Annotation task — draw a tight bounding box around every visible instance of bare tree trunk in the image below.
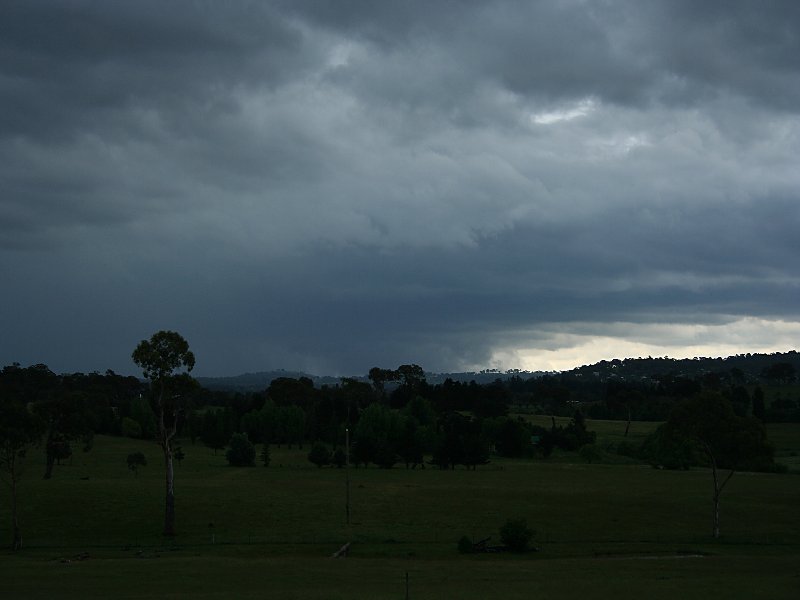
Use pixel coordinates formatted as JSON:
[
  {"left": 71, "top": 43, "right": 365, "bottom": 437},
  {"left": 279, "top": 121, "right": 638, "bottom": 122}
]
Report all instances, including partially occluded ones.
[
  {"left": 624, "top": 406, "right": 631, "bottom": 437},
  {"left": 43, "top": 448, "right": 55, "bottom": 480},
  {"left": 163, "top": 443, "right": 175, "bottom": 536},
  {"left": 11, "top": 458, "right": 22, "bottom": 551},
  {"left": 158, "top": 379, "right": 177, "bottom": 537},
  {"left": 709, "top": 455, "right": 735, "bottom": 540}
]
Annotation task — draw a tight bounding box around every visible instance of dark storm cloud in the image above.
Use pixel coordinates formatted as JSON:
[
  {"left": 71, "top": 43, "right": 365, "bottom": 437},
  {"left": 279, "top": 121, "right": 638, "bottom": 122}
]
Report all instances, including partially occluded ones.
[
  {"left": 1, "top": 1, "right": 798, "bottom": 375},
  {"left": 287, "top": 0, "right": 800, "bottom": 109}
]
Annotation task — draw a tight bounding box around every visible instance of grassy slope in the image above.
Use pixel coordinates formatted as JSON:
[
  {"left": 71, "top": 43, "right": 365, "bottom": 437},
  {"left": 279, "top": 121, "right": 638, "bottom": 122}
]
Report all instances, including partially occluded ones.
[{"left": 2, "top": 425, "right": 799, "bottom": 599}]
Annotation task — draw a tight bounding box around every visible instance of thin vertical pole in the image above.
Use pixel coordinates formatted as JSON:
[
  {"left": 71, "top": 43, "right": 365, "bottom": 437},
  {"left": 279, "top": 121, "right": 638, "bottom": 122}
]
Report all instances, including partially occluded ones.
[{"left": 345, "top": 426, "right": 351, "bottom": 525}]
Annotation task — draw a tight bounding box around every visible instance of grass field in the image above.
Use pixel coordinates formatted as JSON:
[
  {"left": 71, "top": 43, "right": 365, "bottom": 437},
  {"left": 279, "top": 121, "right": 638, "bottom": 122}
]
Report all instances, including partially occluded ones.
[{"left": 2, "top": 422, "right": 799, "bottom": 599}]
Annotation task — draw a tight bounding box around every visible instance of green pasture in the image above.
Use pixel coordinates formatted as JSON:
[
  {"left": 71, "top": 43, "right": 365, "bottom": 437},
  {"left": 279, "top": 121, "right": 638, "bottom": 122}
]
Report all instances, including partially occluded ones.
[
  {"left": 2, "top": 429, "right": 799, "bottom": 599},
  {"left": 520, "top": 414, "right": 800, "bottom": 471}
]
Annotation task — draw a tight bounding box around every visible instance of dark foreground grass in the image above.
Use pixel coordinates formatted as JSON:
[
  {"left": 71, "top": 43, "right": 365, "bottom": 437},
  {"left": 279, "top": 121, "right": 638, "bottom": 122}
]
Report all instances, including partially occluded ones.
[
  {"left": 4, "top": 552, "right": 800, "bottom": 600},
  {"left": 2, "top": 431, "right": 799, "bottom": 599}
]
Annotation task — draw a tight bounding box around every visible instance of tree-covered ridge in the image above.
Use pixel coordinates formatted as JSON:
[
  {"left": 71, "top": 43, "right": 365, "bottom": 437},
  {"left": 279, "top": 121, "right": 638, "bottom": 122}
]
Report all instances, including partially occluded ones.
[{"left": 565, "top": 350, "right": 800, "bottom": 382}]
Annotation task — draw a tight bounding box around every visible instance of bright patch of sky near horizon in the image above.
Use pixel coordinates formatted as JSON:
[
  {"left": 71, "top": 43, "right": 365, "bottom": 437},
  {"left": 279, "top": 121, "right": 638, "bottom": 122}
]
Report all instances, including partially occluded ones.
[{"left": 482, "top": 318, "right": 800, "bottom": 374}]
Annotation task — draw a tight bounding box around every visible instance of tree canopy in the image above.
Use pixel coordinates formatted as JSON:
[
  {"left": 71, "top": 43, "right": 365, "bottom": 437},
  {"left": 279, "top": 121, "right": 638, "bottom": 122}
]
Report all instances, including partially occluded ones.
[{"left": 665, "top": 391, "right": 775, "bottom": 538}]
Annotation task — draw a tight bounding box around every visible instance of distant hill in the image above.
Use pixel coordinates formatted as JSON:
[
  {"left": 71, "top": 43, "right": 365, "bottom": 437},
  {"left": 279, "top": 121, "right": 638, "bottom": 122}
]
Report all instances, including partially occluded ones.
[
  {"left": 196, "top": 370, "right": 343, "bottom": 391},
  {"left": 195, "top": 351, "right": 798, "bottom": 391},
  {"left": 196, "top": 368, "right": 545, "bottom": 392},
  {"left": 563, "top": 350, "right": 800, "bottom": 383}
]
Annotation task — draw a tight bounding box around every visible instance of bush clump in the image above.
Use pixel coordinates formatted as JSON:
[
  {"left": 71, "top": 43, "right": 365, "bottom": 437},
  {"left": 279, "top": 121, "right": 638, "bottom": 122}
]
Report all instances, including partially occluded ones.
[
  {"left": 126, "top": 452, "right": 147, "bottom": 476},
  {"left": 458, "top": 535, "right": 474, "bottom": 554}
]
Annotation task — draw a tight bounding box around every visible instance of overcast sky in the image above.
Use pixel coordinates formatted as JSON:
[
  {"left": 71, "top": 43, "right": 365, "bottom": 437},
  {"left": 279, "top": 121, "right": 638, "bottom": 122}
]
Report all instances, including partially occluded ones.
[{"left": 2, "top": 1, "right": 799, "bottom": 377}]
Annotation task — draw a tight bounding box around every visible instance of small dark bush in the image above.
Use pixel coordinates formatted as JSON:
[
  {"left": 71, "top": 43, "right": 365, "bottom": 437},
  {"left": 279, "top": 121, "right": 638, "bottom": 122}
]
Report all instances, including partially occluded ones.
[
  {"left": 499, "top": 518, "right": 534, "bottom": 553},
  {"left": 458, "top": 535, "right": 473, "bottom": 554},
  {"left": 126, "top": 452, "right": 147, "bottom": 476}
]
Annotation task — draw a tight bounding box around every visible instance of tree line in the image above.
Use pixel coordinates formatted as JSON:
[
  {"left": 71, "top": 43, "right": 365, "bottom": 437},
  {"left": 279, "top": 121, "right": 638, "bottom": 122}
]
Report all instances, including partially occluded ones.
[{"left": 1, "top": 331, "right": 790, "bottom": 549}]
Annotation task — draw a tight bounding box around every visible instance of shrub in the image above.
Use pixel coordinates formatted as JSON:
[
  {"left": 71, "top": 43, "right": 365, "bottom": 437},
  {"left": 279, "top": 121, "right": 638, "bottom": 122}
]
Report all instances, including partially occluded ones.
[
  {"left": 499, "top": 518, "right": 534, "bottom": 553},
  {"left": 226, "top": 433, "right": 256, "bottom": 467},
  {"left": 126, "top": 452, "right": 147, "bottom": 476},
  {"left": 458, "top": 535, "right": 474, "bottom": 554}
]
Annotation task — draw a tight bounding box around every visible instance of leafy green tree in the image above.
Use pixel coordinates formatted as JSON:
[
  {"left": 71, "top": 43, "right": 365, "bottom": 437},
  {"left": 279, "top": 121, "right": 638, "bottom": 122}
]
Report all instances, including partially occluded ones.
[
  {"left": 121, "top": 416, "right": 143, "bottom": 438},
  {"left": 127, "top": 452, "right": 147, "bottom": 476},
  {"left": 0, "top": 390, "right": 43, "bottom": 551},
  {"left": 266, "top": 377, "right": 316, "bottom": 410},
  {"left": 201, "top": 409, "right": 234, "bottom": 455},
  {"left": 129, "top": 395, "right": 157, "bottom": 439},
  {"left": 391, "top": 364, "right": 427, "bottom": 408},
  {"left": 761, "top": 362, "right": 796, "bottom": 384},
  {"left": 752, "top": 386, "right": 766, "bottom": 422},
  {"left": 131, "top": 330, "right": 196, "bottom": 536},
  {"left": 280, "top": 405, "right": 306, "bottom": 449},
  {"left": 564, "top": 409, "right": 596, "bottom": 449},
  {"left": 260, "top": 443, "right": 271, "bottom": 467},
  {"left": 397, "top": 415, "right": 425, "bottom": 469},
  {"left": 308, "top": 441, "right": 331, "bottom": 468},
  {"left": 432, "top": 412, "right": 468, "bottom": 469},
  {"left": 401, "top": 396, "right": 437, "bottom": 428},
  {"left": 666, "top": 391, "right": 775, "bottom": 538},
  {"left": 337, "top": 377, "right": 376, "bottom": 413},
  {"left": 373, "top": 441, "right": 398, "bottom": 469},
  {"left": 185, "top": 410, "right": 203, "bottom": 445},
  {"left": 473, "top": 379, "right": 510, "bottom": 419},
  {"left": 226, "top": 433, "right": 255, "bottom": 467},
  {"left": 728, "top": 386, "right": 751, "bottom": 418},
  {"left": 494, "top": 417, "right": 531, "bottom": 458},
  {"left": 641, "top": 424, "right": 694, "bottom": 470},
  {"left": 37, "top": 388, "right": 94, "bottom": 479},
  {"left": 0, "top": 364, "right": 86, "bottom": 481},
  {"left": 368, "top": 367, "right": 397, "bottom": 402},
  {"left": 352, "top": 403, "right": 401, "bottom": 467},
  {"left": 461, "top": 433, "right": 490, "bottom": 470},
  {"left": 240, "top": 408, "right": 266, "bottom": 444},
  {"left": 0, "top": 364, "right": 47, "bottom": 550}
]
